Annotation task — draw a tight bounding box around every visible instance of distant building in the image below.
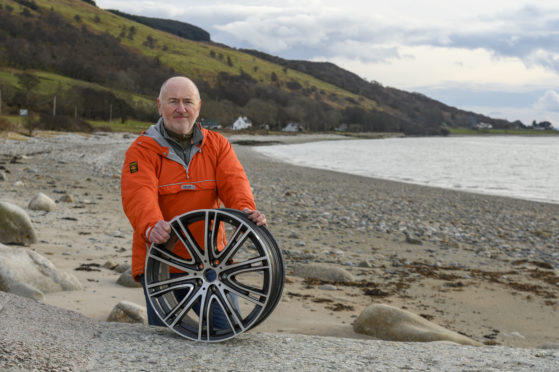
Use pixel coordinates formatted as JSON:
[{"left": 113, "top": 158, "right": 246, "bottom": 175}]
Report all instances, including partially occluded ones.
[
  {"left": 474, "top": 122, "right": 493, "bottom": 129},
  {"left": 200, "top": 119, "right": 221, "bottom": 130},
  {"left": 282, "top": 122, "right": 304, "bottom": 132},
  {"left": 335, "top": 123, "right": 348, "bottom": 132},
  {"left": 231, "top": 116, "right": 252, "bottom": 130}
]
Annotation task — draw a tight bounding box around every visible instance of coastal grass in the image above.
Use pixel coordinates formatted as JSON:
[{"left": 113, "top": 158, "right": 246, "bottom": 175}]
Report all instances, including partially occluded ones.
[{"left": 88, "top": 119, "right": 151, "bottom": 133}]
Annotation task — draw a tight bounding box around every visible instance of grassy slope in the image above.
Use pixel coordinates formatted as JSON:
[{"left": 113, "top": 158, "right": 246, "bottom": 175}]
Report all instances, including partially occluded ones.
[{"left": 27, "top": 0, "right": 381, "bottom": 112}]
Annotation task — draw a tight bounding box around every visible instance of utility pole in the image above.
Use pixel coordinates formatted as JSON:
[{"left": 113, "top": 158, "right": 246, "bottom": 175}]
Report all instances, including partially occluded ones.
[{"left": 53, "top": 95, "right": 56, "bottom": 116}]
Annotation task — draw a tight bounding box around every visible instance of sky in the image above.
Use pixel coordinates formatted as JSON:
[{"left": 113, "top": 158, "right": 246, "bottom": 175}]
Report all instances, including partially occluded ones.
[{"left": 95, "top": 0, "right": 559, "bottom": 126}]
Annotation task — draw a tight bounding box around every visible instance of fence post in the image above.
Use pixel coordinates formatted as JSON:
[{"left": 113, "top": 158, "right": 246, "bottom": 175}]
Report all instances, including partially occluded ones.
[{"left": 53, "top": 95, "right": 56, "bottom": 116}]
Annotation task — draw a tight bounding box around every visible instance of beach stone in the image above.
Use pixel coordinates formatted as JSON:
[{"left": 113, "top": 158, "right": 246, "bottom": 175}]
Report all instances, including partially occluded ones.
[
  {"left": 353, "top": 304, "right": 481, "bottom": 346},
  {"left": 292, "top": 263, "right": 355, "bottom": 283},
  {"left": 114, "top": 262, "right": 131, "bottom": 273},
  {"left": 0, "top": 243, "right": 82, "bottom": 298},
  {"left": 59, "top": 194, "right": 75, "bottom": 203},
  {"left": 116, "top": 268, "right": 141, "bottom": 288},
  {"left": 358, "top": 260, "right": 372, "bottom": 268},
  {"left": 0, "top": 171, "right": 6, "bottom": 181},
  {"left": 538, "top": 343, "right": 559, "bottom": 350},
  {"left": 0, "top": 201, "right": 38, "bottom": 245},
  {"left": 320, "top": 284, "right": 337, "bottom": 291},
  {"left": 13, "top": 180, "right": 24, "bottom": 187},
  {"left": 107, "top": 300, "right": 147, "bottom": 324},
  {"left": 28, "top": 192, "right": 56, "bottom": 212},
  {"left": 103, "top": 260, "right": 118, "bottom": 270}
]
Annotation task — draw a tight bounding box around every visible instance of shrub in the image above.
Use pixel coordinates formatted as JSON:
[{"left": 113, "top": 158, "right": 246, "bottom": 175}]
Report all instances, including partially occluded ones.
[
  {"left": 36, "top": 114, "right": 98, "bottom": 132},
  {"left": 0, "top": 116, "right": 16, "bottom": 131}
]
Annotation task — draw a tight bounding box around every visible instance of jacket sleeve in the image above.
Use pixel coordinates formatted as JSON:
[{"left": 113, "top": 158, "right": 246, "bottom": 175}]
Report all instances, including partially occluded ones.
[
  {"left": 214, "top": 135, "right": 256, "bottom": 211},
  {"left": 121, "top": 141, "right": 164, "bottom": 242}
]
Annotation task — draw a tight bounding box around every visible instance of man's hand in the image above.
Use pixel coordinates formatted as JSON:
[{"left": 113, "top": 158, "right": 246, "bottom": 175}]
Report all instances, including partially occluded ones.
[
  {"left": 243, "top": 208, "right": 267, "bottom": 226},
  {"left": 148, "top": 220, "right": 171, "bottom": 244}
]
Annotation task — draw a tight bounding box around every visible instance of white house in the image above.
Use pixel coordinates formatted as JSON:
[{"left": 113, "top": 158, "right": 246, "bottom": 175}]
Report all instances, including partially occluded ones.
[
  {"left": 231, "top": 116, "right": 252, "bottom": 130},
  {"left": 282, "top": 122, "right": 304, "bottom": 132}
]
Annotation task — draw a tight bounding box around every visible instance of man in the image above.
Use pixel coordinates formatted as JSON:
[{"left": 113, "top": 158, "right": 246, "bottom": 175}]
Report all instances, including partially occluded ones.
[{"left": 121, "top": 76, "right": 266, "bottom": 326}]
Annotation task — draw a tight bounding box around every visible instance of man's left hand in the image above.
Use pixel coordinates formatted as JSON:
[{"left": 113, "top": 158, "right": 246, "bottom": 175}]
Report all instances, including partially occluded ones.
[{"left": 243, "top": 208, "right": 267, "bottom": 226}]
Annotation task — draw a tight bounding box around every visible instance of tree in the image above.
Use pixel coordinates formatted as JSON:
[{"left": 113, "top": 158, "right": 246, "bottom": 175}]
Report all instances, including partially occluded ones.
[{"left": 16, "top": 73, "right": 40, "bottom": 106}]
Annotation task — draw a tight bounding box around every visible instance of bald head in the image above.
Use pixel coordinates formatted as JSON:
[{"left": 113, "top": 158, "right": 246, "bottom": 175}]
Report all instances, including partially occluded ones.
[{"left": 159, "top": 76, "right": 200, "bottom": 101}]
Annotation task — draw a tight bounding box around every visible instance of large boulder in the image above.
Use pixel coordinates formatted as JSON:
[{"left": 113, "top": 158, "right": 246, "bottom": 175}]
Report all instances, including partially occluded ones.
[
  {"left": 0, "top": 243, "right": 82, "bottom": 301},
  {"left": 292, "top": 263, "right": 355, "bottom": 283},
  {"left": 0, "top": 201, "right": 37, "bottom": 245},
  {"left": 353, "top": 304, "right": 481, "bottom": 346},
  {"left": 107, "top": 300, "right": 147, "bottom": 324},
  {"left": 28, "top": 192, "right": 56, "bottom": 212}
]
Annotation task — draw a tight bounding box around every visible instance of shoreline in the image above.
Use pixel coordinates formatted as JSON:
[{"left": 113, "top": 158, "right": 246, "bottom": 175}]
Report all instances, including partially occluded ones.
[
  {"left": 1, "top": 131, "right": 558, "bottom": 349},
  {"left": 228, "top": 133, "right": 559, "bottom": 207}
]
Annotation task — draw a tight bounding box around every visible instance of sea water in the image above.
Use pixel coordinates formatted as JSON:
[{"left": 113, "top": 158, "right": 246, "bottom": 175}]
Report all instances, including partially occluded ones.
[{"left": 252, "top": 136, "right": 559, "bottom": 204}]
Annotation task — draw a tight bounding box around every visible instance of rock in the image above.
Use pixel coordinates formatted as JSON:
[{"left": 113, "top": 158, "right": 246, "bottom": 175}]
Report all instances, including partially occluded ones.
[
  {"left": 505, "top": 331, "right": 525, "bottom": 339},
  {"left": 103, "top": 260, "right": 118, "bottom": 270},
  {"left": 107, "top": 300, "right": 147, "bottom": 324},
  {"left": 108, "top": 230, "right": 125, "bottom": 238},
  {"left": 292, "top": 263, "right": 355, "bottom": 283},
  {"left": 0, "top": 243, "right": 82, "bottom": 299},
  {"left": 13, "top": 180, "right": 24, "bottom": 187},
  {"left": 288, "top": 230, "right": 299, "bottom": 239},
  {"left": 405, "top": 232, "right": 423, "bottom": 245},
  {"left": 58, "top": 194, "right": 75, "bottom": 203},
  {"left": 0, "top": 201, "right": 38, "bottom": 245},
  {"left": 353, "top": 304, "right": 481, "bottom": 346},
  {"left": 8, "top": 281, "right": 45, "bottom": 302},
  {"left": 114, "top": 262, "right": 131, "bottom": 273},
  {"left": 0, "top": 172, "right": 6, "bottom": 181},
  {"left": 319, "top": 284, "right": 337, "bottom": 291},
  {"left": 28, "top": 193, "right": 56, "bottom": 212},
  {"left": 358, "top": 260, "right": 372, "bottom": 268},
  {"left": 116, "top": 268, "right": 141, "bottom": 288},
  {"left": 538, "top": 343, "right": 559, "bottom": 350}
]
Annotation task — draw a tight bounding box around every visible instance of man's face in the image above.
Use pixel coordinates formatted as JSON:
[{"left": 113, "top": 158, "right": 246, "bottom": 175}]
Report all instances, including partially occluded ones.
[{"left": 157, "top": 78, "right": 202, "bottom": 134}]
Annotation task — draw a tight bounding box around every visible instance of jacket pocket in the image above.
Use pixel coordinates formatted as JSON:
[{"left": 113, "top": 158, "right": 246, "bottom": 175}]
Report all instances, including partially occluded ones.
[{"left": 158, "top": 180, "right": 217, "bottom": 195}]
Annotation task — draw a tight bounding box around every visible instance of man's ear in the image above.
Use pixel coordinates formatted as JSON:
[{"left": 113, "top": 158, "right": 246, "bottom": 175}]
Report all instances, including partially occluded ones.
[{"left": 157, "top": 98, "right": 162, "bottom": 116}]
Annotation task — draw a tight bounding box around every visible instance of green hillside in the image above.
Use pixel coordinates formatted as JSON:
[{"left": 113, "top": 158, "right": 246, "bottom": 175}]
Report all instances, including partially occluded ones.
[{"left": 0, "top": 0, "right": 525, "bottom": 134}]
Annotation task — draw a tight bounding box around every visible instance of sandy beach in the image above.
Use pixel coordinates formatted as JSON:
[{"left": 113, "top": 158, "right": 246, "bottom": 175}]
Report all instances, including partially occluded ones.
[{"left": 1, "top": 130, "right": 558, "bottom": 349}]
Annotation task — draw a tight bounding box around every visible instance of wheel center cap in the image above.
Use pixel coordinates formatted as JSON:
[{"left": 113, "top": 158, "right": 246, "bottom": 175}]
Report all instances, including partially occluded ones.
[{"left": 204, "top": 268, "right": 217, "bottom": 282}]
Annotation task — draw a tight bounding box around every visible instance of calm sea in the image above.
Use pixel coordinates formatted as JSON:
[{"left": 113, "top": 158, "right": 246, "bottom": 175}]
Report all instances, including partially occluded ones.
[{"left": 253, "top": 136, "right": 559, "bottom": 204}]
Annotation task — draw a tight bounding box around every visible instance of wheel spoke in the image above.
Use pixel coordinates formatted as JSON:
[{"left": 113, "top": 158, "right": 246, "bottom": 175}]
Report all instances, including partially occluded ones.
[
  {"left": 214, "top": 291, "right": 244, "bottom": 333},
  {"left": 216, "top": 225, "right": 249, "bottom": 264},
  {"left": 170, "top": 286, "right": 205, "bottom": 328},
  {"left": 147, "top": 246, "right": 197, "bottom": 273},
  {"left": 160, "top": 285, "right": 195, "bottom": 322},
  {"left": 221, "top": 281, "right": 267, "bottom": 307},
  {"left": 147, "top": 276, "right": 197, "bottom": 296},
  {"left": 174, "top": 219, "right": 203, "bottom": 263},
  {"left": 224, "top": 256, "right": 268, "bottom": 273}
]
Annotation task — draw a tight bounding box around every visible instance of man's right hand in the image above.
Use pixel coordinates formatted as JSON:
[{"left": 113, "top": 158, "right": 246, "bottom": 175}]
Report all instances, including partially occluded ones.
[{"left": 148, "top": 220, "right": 171, "bottom": 244}]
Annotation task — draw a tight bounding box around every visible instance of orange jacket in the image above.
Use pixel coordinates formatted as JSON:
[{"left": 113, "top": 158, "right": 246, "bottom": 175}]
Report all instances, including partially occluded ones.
[{"left": 121, "top": 122, "right": 256, "bottom": 279}]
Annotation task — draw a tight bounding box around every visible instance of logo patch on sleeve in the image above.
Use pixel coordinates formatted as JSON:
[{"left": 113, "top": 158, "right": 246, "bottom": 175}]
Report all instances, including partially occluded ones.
[{"left": 129, "top": 161, "right": 139, "bottom": 173}]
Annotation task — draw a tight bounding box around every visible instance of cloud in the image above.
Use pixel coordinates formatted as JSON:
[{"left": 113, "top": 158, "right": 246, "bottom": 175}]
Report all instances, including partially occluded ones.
[{"left": 535, "top": 90, "right": 559, "bottom": 112}]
